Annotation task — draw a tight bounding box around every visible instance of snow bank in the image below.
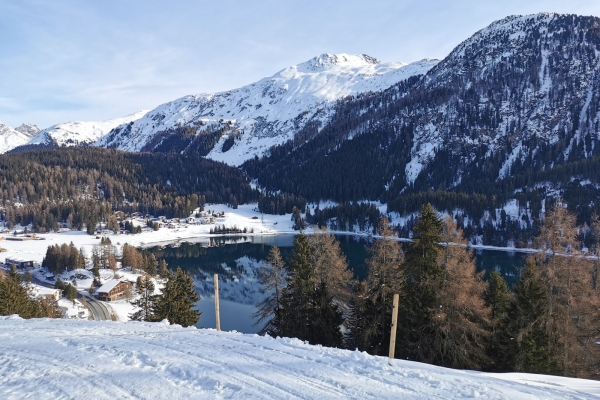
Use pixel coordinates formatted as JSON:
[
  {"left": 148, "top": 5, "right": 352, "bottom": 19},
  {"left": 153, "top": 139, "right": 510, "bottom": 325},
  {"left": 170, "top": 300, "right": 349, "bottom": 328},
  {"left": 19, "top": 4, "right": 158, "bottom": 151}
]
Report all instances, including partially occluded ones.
[{"left": 0, "top": 317, "right": 597, "bottom": 399}]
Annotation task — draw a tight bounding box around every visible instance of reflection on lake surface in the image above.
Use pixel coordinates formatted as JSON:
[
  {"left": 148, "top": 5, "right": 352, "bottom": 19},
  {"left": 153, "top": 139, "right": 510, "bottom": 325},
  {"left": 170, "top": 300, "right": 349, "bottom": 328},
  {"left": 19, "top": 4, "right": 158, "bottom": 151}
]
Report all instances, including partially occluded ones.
[{"left": 146, "top": 235, "right": 527, "bottom": 334}]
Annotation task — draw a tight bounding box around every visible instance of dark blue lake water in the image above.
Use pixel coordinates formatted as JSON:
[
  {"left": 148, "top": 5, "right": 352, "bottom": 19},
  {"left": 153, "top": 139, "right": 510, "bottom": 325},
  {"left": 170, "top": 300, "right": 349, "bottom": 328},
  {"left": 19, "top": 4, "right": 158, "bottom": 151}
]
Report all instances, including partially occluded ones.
[{"left": 147, "top": 235, "right": 528, "bottom": 333}]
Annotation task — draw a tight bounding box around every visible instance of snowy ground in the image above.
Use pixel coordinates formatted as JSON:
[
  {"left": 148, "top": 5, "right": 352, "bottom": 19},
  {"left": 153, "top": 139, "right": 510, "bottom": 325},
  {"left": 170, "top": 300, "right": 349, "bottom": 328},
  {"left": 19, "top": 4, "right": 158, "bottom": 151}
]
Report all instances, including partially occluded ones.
[
  {"left": 0, "top": 316, "right": 598, "bottom": 399},
  {"left": 0, "top": 204, "right": 302, "bottom": 266}
]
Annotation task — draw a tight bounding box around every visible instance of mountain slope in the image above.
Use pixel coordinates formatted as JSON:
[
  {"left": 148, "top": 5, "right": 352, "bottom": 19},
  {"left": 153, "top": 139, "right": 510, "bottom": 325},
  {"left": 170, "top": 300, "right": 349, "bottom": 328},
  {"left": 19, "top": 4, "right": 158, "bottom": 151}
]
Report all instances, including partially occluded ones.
[
  {"left": 14, "top": 123, "right": 40, "bottom": 137},
  {"left": 27, "top": 110, "right": 150, "bottom": 148},
  {"left": 1, "top": 316, "right": 598, "bottom": 399},
  {"left": 97, "top": 54, "right": 438, "bottom": 165},
  {"left": 244, "top": 14, "right": 600, "bottom": 221},
  {"left": 0, "top": 123, "right": 35, "bottom": 154}
]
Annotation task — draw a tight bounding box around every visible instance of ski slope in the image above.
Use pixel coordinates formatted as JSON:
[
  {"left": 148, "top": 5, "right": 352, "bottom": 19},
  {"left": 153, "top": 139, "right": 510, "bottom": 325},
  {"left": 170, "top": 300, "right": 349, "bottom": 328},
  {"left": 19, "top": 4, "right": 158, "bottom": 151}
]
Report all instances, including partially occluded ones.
[{"left": 0, "top": 316, "right": 598, "bottom": 399}]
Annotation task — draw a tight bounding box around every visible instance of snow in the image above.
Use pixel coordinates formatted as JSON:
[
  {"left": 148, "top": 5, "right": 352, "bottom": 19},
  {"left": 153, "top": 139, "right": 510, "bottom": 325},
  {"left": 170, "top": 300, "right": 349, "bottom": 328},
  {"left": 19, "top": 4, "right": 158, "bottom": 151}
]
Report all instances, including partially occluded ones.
[
  {"left": 0, "top": 122, "right": 34, "bottom": 154},
  {"left": 0, "top": 204, "right": 302, "bottom": 267},
  {"left": 27, "top": 110, "right": 150, "bottom": 147},
  {"left": 97, "top": 54, "right": 438, "bottom": 166},
  {"left": 0, "top": 316, "right": 597, "bottom": 399},
  {"left": 14, "top": 123, "right": 40, "bottom": 137}
]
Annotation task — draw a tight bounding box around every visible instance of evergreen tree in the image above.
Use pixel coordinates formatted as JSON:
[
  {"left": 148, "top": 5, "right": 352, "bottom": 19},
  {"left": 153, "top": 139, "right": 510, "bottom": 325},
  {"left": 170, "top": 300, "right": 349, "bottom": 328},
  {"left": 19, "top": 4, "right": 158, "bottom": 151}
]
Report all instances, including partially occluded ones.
[
  {"left": 158, "top": 260, "right": 169, "bottom": 279},
  {"left": 500, "top": 259, "right": 557, "bottom": 374},
  {"left": 0, "top": 266, "right": 60, "bottom": 318},
  {"left": 276, "top": 233, "right": 314, "bottom": 340},
  {"left": 345, "top": 281, "right": 379, "bottom": 351},
  {"left": 152, "top": 267, "right": 200, "bottom": 327},
  {"left": 484, "top": 270, "right": 511, "bottom": 370},
  {"left": 54, "top": 277, "right": 65, "bottom": 290},
  {"left": 400, "top": 203, "right": 444, "bottom": 362},
  {"left": 63, "top": 283, "right": 78, "bottom": 303},
  {"left": 276, "top": 233, "right": 344, "bottom": 347},
  {"left": 0, "top": 267, "right": 33, "bottom": 317},
  {"left": 130, "top": 276, "right": 157, "bottom": 321}
]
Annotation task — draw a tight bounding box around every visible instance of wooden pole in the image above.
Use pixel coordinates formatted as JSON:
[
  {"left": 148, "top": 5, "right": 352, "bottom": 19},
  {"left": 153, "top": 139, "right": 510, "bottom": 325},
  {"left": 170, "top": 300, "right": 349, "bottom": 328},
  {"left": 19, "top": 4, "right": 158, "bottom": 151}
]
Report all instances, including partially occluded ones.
[
  {"left": 388, "top": 293, "right": 399, "bottom": 364},
  {"left": 214, "top": 274, "right": 221, "bottom": 331}
]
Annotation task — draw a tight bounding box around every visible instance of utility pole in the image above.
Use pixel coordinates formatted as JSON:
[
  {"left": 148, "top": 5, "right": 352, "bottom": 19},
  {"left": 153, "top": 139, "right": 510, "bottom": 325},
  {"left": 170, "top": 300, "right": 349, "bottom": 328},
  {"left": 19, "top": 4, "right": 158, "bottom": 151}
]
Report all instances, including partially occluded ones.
[
  {"left": 214, "top": 274, "right": 221, "bottom": 331},
  {"left": 388, "top": 294, "right": 399, "bottom": 365}
]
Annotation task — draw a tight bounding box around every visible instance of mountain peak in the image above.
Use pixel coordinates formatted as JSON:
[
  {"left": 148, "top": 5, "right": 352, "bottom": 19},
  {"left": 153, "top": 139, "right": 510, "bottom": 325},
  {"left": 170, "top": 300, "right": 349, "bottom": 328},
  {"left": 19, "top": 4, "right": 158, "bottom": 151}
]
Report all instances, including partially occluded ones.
[
  {"left": 15, "top": 123, "right": 41, "bottom": 138},
  {"left": 296, "top": 53, "right": 381, "bottom": 72}
]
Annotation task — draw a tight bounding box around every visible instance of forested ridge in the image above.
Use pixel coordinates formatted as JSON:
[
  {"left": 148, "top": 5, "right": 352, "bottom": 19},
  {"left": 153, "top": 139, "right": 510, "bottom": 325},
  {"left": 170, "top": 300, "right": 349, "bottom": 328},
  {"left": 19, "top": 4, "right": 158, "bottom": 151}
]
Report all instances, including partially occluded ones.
[
  {"left": 241, "top": 14, "right": 600, "bottom": 243},
  {"left": 0, "top": 147, "right": 259, "bottom": 231}
]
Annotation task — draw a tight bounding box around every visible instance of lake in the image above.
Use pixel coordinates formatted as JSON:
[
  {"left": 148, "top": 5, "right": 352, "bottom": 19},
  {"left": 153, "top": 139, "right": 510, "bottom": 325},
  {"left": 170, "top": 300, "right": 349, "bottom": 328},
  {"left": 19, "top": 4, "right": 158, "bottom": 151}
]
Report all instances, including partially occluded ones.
[{"left": 146, "top": 235, "right": 528, "bottom": 334}]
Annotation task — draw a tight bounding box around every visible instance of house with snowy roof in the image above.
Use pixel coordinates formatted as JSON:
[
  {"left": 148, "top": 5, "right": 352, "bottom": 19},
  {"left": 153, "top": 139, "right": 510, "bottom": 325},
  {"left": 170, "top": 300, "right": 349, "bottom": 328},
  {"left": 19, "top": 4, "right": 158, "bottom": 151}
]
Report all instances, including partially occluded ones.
[{"left": 96, "top": 279, "right": 133, "bottom": 302}]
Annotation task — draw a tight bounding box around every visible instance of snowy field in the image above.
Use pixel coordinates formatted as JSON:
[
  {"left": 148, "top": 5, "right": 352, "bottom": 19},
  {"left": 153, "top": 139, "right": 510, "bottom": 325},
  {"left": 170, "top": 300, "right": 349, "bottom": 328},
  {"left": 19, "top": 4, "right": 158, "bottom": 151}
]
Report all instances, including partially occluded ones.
[{"left": 0, "top": 316, "right": 598, "bottom": 399}]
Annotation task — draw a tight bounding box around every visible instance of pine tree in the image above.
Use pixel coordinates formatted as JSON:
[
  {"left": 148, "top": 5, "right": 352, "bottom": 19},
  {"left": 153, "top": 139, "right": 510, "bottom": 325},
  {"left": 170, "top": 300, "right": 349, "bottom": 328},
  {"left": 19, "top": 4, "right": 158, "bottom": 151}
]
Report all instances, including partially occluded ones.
[
  {"left": 345, "top": 281, "right": 379, "bottom": 351},
  {"left": 130, "top": 276, "right": 157, "bottom": 321},
  {"left": 153, "top": 267, "right": 200, "bottom": 327},
  {"left": 276, "top": 233, "right": 314, "bottom": 341},
  {"left": 0, "top": 267, "right": 33, "bottom": 317},
  {"left": 502, "top": 259, "right": 557, "bottom": 374},
  {"left": 484, "top": 270, "right": 511, "bottom": 370},
  {"left": 63, "top": 283, "right": 78, "bottom": 303},
  {"left": 158, "top": 260, "right": 169, "bottom": 279},
  {"left": 276, "top": 233, "right": 344, "bottom": 347},
  {"left": 253, "top": 246, "right": 286, "bottom": 335},
  {"left": 400, "top": 203, "right": 444, "bottom": 362},
  {"left": 311, "top": 281, "right": 344, "bottom": 347}
]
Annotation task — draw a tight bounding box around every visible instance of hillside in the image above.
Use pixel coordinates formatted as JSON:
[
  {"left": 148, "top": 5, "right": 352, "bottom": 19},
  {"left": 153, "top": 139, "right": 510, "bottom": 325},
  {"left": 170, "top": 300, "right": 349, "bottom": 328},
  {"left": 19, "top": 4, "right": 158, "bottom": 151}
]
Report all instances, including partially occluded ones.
[
  {"left": 243, "top": 13, "right": 600, "bottom": 243},
  {"left": 97, "top": 54, "right": 437, "bottom": 165},
  {"left": 0, "top": 316, "right": 598, "bottom": 399}
]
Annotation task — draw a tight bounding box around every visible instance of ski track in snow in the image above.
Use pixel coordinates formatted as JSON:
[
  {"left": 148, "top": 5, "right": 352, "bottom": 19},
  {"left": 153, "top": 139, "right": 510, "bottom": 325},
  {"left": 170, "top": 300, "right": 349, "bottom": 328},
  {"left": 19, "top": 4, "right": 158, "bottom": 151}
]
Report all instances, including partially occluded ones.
[{"left": 0, "top": 317, "right": 598, "bottom": 399}]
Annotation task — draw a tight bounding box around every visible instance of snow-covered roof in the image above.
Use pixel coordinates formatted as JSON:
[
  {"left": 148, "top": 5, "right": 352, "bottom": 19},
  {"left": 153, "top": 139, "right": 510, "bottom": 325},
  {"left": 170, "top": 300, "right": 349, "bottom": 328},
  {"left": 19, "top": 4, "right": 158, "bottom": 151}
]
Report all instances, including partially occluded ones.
[{"left": 96, "top": 279, "right": 123, "bottom": 294}]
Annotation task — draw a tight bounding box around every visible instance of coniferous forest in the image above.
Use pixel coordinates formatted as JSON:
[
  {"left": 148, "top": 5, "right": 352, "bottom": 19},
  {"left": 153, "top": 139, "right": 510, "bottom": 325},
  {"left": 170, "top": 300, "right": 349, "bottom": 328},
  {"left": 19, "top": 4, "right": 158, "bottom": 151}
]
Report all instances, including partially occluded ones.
[
  {"left": 254, "top": 203, "right": 600, "bottom": 380},
  {"left": 0, "top": 147, "right": 259, "bottom": 231}
]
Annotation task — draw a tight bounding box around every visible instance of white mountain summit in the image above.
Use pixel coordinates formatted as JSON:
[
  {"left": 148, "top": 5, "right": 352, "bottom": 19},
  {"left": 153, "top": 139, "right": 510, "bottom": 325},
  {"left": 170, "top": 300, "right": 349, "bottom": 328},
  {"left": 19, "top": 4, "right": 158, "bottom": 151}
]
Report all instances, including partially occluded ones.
[
  {"left": 0, "top": 123, "right": 35, "bottom": 154},
  {"left": 97, "top": 53, "right": 439, "bottom": 165},
  {"left": 27, "top": 110, "right": 150, "bottom": 148}
]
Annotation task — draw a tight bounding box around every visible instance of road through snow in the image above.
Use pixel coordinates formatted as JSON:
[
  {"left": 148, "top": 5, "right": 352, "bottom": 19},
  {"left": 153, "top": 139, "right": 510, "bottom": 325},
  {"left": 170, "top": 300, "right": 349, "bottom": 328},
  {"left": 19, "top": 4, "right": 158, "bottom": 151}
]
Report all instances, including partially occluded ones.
[{"left": 0, "top": 317, "right": 598, "bottom": 399}]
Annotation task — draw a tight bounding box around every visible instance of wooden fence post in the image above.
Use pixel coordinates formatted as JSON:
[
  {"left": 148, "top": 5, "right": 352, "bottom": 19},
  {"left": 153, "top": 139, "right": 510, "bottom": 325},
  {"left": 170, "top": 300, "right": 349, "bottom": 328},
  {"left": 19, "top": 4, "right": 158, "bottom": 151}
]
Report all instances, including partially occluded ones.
[
  {"left": 388, "top": 293, "right": 399, "bottom": 365},
  {"left": 214, "top": 274, "right": 221, "bottom": 331}
]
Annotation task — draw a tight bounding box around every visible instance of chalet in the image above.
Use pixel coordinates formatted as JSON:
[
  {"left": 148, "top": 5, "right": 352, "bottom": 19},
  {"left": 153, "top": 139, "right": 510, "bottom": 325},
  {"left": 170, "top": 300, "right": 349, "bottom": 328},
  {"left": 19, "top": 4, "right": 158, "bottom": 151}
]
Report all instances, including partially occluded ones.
[
  {"left": 5, "top": 258, "right": 34, "bottom": 269},
  {"left": 96, "top": 279, "right": 133, "bottom": 302},
  {"left": 32, "top": 287, "right": 61, "bottom": 301}
]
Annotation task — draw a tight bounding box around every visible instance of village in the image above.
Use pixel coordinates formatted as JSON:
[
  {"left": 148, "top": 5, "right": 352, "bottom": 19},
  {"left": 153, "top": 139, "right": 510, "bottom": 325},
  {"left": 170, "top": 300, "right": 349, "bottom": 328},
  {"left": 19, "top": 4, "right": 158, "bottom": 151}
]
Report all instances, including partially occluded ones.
[{"left": 0, "top": 203, "right": 301, "bottom": 322}]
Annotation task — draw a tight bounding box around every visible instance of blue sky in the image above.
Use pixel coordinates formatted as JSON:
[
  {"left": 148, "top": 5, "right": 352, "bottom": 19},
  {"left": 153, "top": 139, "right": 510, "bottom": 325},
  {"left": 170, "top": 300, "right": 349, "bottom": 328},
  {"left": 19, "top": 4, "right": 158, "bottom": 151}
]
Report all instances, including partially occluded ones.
[{"left": 1, "top": 0, "right": 599, "bottom": 128}]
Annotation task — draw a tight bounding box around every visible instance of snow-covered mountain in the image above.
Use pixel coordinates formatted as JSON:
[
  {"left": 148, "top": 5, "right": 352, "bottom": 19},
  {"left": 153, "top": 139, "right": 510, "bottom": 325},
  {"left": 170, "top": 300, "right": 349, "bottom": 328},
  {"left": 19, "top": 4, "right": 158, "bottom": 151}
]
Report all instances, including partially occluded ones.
[
  {"left": 0, "top": 123, "right": 35, "bottom": 154},
  {"left": 98, "top": 54, "right": 438, "bottom": 165},
  {"left": 1, "top": 317, "right": 598, "bottom": 399},
  {"left": 248, "top": 13, "right": 600, "bottom": 201},
  {"left": 27, "top": 110, "right": 150, "bottom": 148},
  {"left": 14, "top": 123, "right": 40, "bottom": 137}
]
